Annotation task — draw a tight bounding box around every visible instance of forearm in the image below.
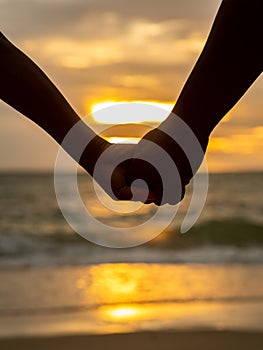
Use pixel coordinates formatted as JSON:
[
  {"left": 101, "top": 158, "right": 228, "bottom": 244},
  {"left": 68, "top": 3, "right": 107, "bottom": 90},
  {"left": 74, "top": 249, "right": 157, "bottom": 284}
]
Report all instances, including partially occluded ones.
[
  {"left": 172, "top": 0, "right": 262, "bottom": 136},
  {"left": 0, "top": 32, "right": 106, "bottom": 173}
]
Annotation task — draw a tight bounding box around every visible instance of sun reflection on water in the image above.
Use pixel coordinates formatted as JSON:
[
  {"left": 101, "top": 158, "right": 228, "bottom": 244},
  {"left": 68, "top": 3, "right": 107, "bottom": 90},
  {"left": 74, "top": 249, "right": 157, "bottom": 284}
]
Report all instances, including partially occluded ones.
[
  {"left": 106, "top": 306, "right": 139, "bottom": 320},
  {"left": 72, "top": 264, "right": 263, "bottom": 333}
]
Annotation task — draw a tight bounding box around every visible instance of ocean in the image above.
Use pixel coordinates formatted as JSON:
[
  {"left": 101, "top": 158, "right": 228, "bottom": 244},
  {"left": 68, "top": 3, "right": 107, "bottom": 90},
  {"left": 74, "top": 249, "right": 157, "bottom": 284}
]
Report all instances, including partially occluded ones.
[
  {"left": 0, "top": 172, "right": 262, "bottom": 337},
  {"left": 0, "top": 172, "right": 262, "bottom": 267}
]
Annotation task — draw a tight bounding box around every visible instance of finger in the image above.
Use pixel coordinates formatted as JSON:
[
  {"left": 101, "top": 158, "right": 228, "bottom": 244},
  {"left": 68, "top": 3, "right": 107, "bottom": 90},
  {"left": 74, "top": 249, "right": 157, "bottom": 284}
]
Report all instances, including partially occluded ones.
[
  {"left": 131, "top": 187, "right": 156, "bottom": 204},
  {"left": 153, "top": 196, "right": 163, "bottom": 206},
  {"left": 114, "top": 185, "right": 133, "bottom": 201},
  {"left": 117, "top": 184, "right": 157, "bottom": 204},
  {"left": 115, "top": 186, "right": 155, "bottom": 204}
]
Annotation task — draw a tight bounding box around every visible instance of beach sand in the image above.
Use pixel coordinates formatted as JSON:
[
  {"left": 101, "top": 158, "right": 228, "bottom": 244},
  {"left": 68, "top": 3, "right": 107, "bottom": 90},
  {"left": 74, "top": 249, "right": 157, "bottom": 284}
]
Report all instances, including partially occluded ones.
[{"left": 0, "top": 331, "right": 262, "bottom": 350}]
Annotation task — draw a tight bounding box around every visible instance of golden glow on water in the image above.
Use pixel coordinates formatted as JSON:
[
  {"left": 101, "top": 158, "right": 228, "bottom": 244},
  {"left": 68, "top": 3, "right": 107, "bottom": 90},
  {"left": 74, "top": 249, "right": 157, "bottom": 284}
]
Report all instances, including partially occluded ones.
[
  {"left": 2, "top": 265, "right": 262, "bottom": 336},
  {"left": 54, "top": 264, "right": 263, "bottom": 333},
  {"left": 100, "top": 302, "right": 218, "bottom": 326},
  {"left": 83, "top": 263, "right": 244, "bottom": 307},
  {"left": 76, "top": 263, "right": 263, "bottom": 309},
  {"left": 106, "top": 305, "right": 139, "bottom": 320},
  {"left": 89, "top": 264, "right": 138, "bottom": 301}
]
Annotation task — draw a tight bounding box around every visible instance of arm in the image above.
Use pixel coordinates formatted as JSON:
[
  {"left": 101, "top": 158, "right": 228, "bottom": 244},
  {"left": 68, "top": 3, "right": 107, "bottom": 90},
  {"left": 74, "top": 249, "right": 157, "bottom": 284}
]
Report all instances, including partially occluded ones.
[
  {"left": 129, "top": 0, "right": 263, "bottom": 205},
  {"left": 0, "top": 32, "right": 134, "bottom": 199},
  {"left": 173, "top": 0, "right": 262, "bottom": 135},
  {"left": 0, "top": 32, "right": 102, "bottom": 172}
]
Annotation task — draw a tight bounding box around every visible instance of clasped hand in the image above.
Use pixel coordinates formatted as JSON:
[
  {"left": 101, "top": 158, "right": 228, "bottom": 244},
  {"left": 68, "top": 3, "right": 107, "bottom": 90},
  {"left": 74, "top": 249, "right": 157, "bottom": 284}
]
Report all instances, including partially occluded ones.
[{"left": 89, "top": 118, "right": 208, "bottom": 206}]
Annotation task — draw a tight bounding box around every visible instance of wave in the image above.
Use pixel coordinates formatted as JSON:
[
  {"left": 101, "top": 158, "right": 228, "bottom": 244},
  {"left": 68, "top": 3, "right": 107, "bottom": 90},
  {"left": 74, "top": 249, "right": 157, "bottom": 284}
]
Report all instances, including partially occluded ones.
[
  {"left": 1, "top": 219, "right": 263, "bottom": 254},
  {"left": 148, "top": 219, "right": 263, "bottom": 249},
  {"left": 0, "top": 219, "right": 263, "bottom": 268}
]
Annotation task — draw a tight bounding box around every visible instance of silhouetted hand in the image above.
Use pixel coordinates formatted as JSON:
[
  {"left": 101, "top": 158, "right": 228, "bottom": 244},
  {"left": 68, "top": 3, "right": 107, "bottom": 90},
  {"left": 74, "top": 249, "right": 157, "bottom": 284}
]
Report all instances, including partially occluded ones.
[
  {"left": 83, "top": 137, "right": 153, "bottom": 202},
  {"left": 127, "top": 116, "right": 208, "bottom": 205}
]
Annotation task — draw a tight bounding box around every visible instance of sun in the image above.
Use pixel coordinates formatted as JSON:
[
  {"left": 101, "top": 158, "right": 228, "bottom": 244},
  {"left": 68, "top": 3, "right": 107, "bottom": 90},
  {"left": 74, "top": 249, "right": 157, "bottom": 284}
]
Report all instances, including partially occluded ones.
[{"left": 90, "top": 100, "right": 174, "bottom": 124}]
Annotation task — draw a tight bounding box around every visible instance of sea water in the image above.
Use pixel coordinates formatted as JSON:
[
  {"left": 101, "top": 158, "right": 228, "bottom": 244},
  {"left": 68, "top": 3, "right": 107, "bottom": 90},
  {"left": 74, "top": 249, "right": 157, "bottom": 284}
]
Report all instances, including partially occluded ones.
[
  {"left": 0, "top": 172, "right": 262, "bottom": 267},
  {"left": 0, "top": 172, "right": 262, "bottom": 336}
]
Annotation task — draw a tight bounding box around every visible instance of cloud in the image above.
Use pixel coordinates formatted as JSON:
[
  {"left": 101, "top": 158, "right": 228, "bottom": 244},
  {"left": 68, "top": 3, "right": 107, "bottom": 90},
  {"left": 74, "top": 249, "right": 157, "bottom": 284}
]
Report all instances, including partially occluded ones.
[
  {"left": 1, "top": 0, "right": 221, "bottom": 41},
  {"left": 0, "top": 0, "right": 262, "bottom": 171},
  {"left": 1, "top": 0, "right": 221, "bottom": 111}
]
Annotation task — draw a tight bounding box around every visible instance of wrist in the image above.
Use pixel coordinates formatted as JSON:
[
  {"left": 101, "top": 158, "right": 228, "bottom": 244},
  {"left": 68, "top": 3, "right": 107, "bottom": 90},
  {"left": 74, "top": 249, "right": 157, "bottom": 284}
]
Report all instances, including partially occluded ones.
[
  {"left": 80, "top": 135, "right": 110, "bottom": 175},
  {"left": 160, "top": 113, "right": 209, "bottom": 152}
]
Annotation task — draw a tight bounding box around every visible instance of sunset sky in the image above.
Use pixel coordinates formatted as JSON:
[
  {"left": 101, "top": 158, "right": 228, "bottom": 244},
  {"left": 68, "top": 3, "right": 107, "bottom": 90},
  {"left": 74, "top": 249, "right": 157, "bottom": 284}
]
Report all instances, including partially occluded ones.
[{"left": 0, "top": 0, "right": 262, "bottom": 172}]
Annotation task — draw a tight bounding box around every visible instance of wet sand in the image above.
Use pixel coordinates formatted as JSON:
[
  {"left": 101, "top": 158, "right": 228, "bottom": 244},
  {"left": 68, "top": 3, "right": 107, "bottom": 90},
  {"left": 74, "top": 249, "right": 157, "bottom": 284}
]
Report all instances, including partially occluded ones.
[{"left": 1, "top": 331, "right": 262, "bottom": 350}]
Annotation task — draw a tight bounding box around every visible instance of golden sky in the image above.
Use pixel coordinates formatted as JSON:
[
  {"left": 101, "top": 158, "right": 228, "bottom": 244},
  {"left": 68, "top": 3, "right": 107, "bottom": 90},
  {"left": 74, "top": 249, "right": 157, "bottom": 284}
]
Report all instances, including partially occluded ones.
[{"left": 0, "top": 0, "right": 262, "bottom": 172}]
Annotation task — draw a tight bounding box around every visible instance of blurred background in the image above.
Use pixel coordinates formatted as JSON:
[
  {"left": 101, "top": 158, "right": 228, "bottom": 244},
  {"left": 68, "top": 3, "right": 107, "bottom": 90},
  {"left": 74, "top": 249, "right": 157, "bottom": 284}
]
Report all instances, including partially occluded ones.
[
  {"left": 1, "top": 0, "right": 263, "bottom": 171},
  {"left": 0, "top": 0, "right": 262, "bottom": 343}
]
